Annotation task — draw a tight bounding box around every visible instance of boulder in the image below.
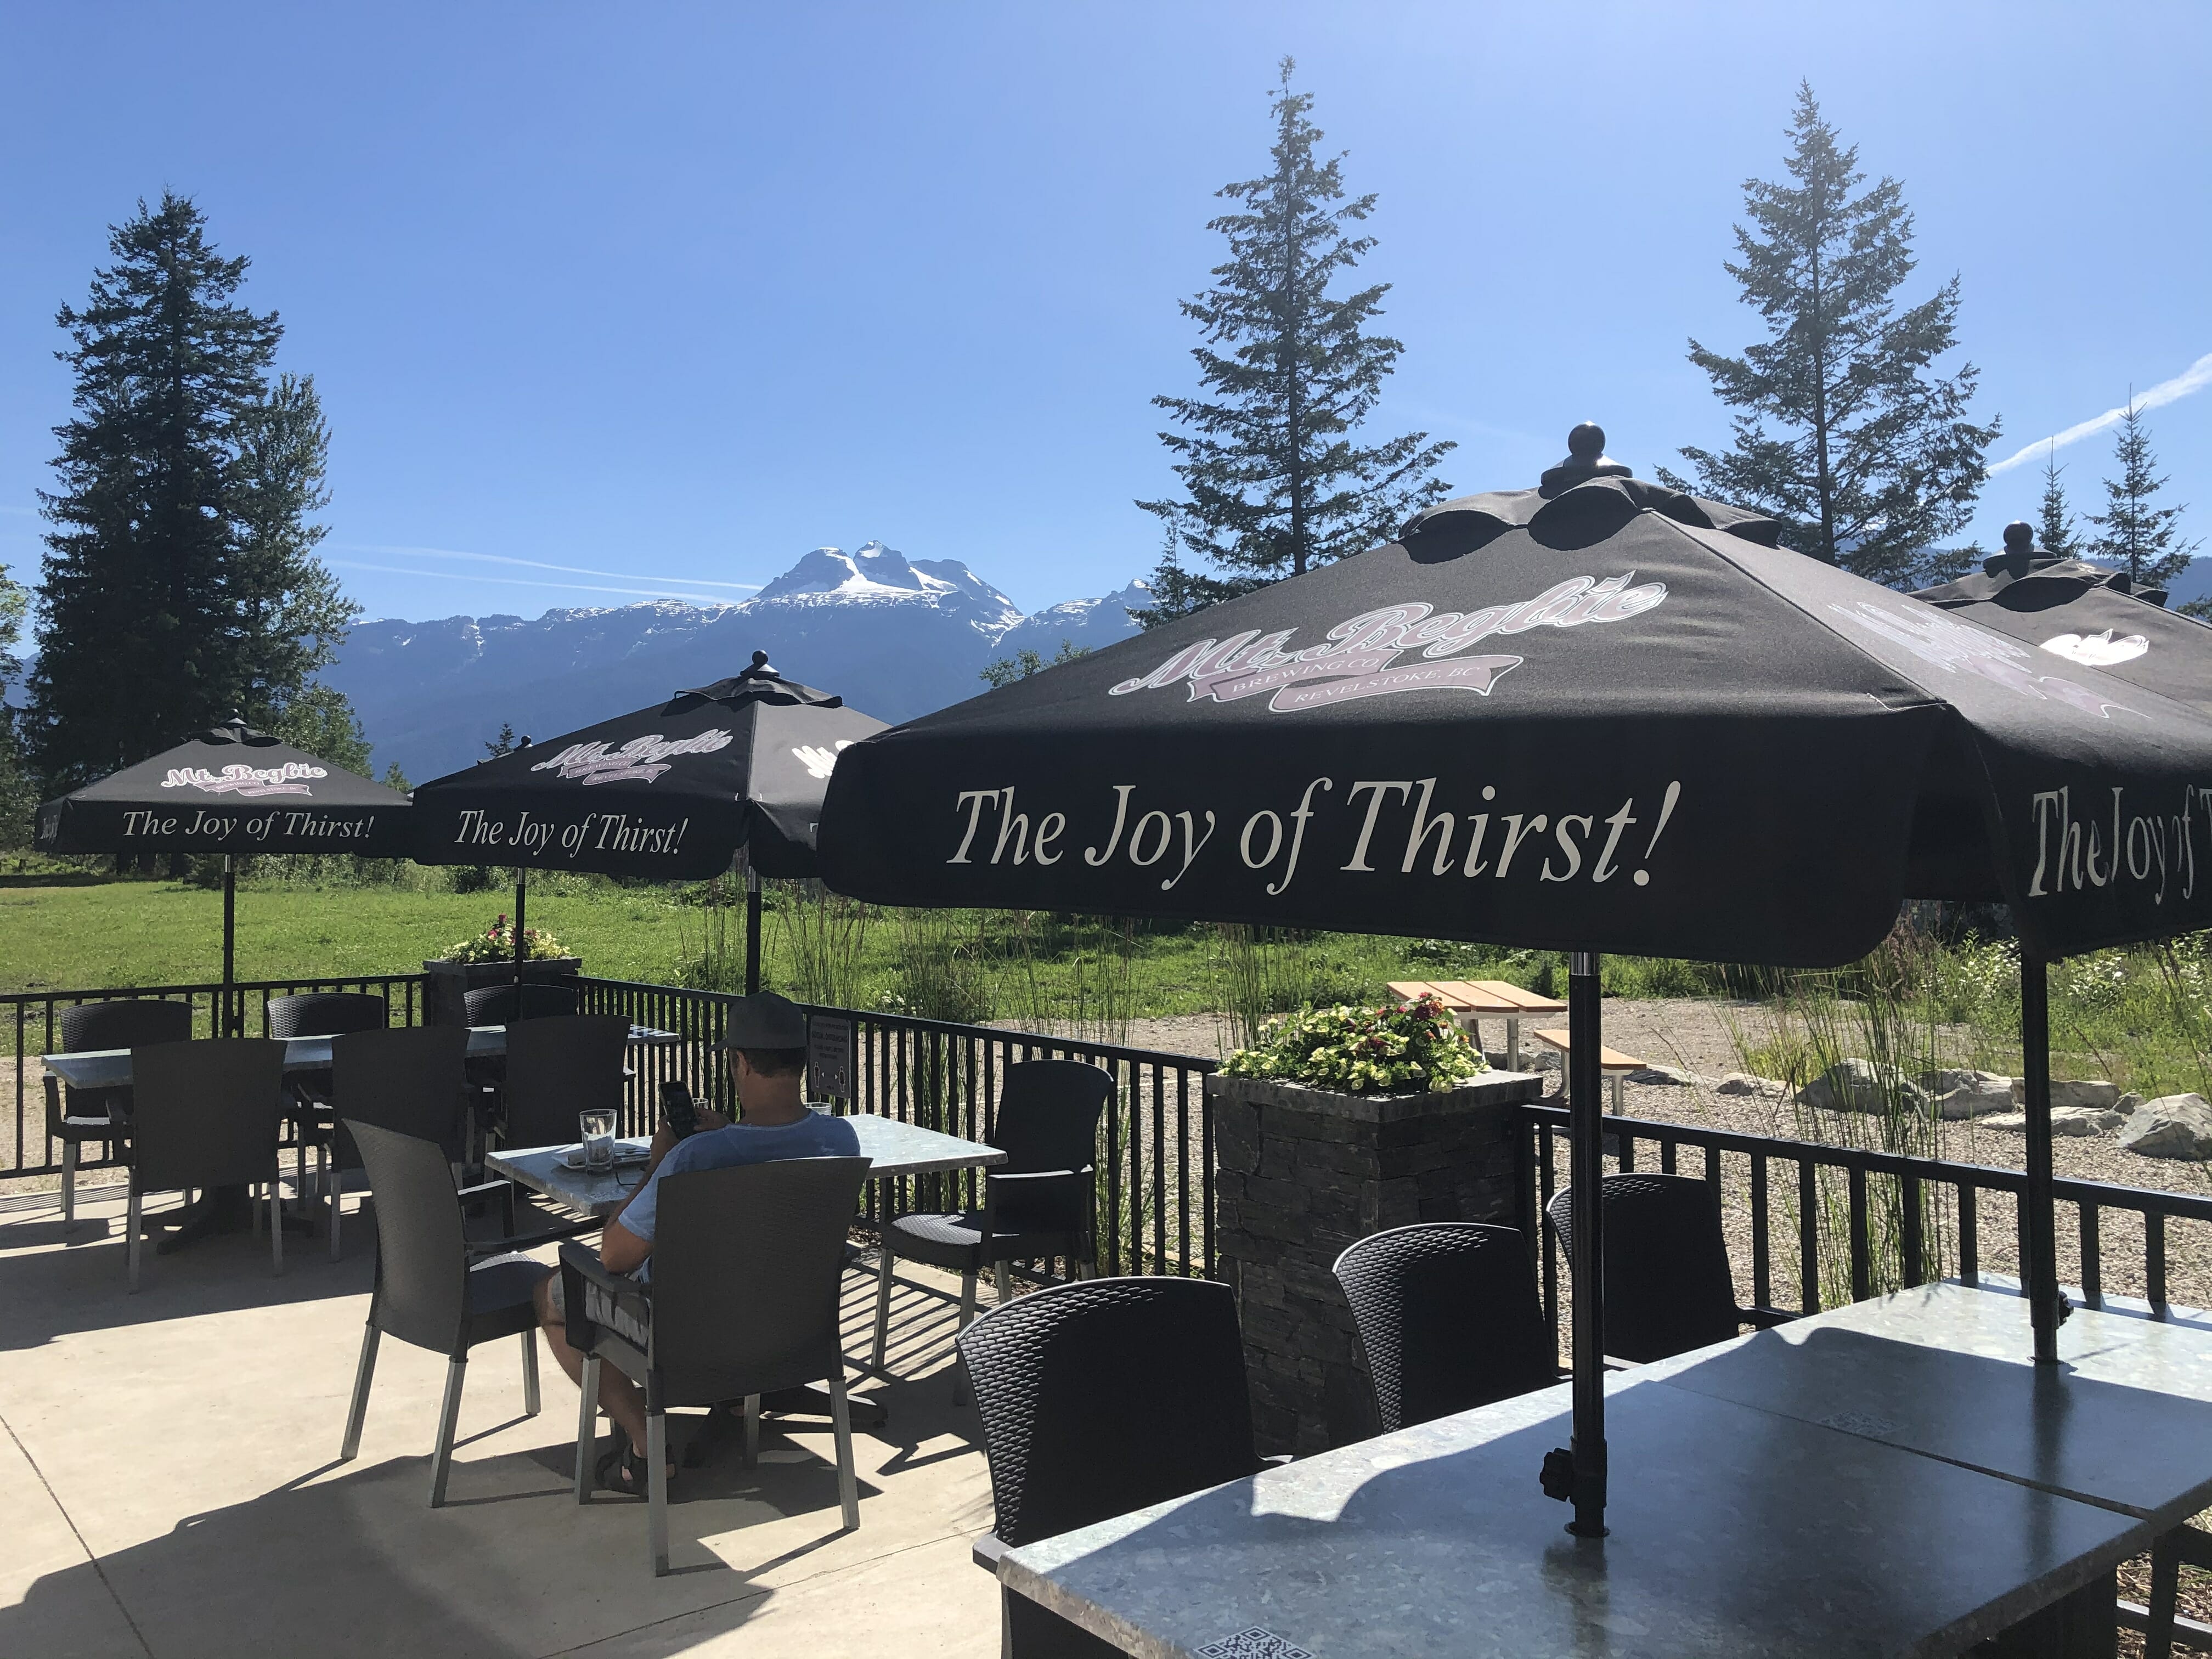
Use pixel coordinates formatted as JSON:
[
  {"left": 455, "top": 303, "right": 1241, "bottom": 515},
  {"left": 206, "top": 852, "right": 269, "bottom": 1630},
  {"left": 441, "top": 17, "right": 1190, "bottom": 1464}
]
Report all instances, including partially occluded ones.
[
  {"left": 2118, "top": 1094, "right": 2212, "bottom": 1160},
  {"left": 1714, "top": 1073, "right": 1790, "bottom": 1099},
  {"left": 2009, "top": 1077, "right": 2121, "bottom": 1112},
  {"left": 1798, "top": 1059, "right": 1931, "bottom": 1116},
  {"left": 1919, "top": 1068, "right": 2016, "bottom": 1120},
  {"left": 1981, "top": 1107, "right": 2126, "bottom": 1137}
]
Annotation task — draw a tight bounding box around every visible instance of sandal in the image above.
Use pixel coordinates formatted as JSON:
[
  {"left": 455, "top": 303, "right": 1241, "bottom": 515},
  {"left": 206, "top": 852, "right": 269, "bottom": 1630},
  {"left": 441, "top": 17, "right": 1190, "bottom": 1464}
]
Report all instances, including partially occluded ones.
[{"left": 594, "top": 1441, "right": 673, "bottom": 1498}]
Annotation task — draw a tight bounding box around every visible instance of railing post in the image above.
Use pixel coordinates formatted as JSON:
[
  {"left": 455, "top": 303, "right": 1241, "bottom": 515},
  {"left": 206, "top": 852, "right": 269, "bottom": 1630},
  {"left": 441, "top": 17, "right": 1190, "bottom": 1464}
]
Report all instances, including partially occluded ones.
[{"left": 2019, "top": 954, "right": 2063, "bottom": 1364}]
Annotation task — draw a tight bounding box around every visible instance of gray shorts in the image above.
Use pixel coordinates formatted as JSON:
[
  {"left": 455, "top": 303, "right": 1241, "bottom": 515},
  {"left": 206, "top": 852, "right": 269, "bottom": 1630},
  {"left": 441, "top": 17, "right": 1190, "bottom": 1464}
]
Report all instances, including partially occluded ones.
[{"left": 546, "top": 1267, "right": 652, "bottom": 1348}]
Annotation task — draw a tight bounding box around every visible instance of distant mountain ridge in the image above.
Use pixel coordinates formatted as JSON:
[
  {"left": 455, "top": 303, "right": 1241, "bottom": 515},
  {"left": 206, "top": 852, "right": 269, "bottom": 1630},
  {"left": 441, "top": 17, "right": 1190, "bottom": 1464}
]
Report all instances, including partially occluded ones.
[{"left": 321, "top": 541, "right": 1149, "bottom": 783}]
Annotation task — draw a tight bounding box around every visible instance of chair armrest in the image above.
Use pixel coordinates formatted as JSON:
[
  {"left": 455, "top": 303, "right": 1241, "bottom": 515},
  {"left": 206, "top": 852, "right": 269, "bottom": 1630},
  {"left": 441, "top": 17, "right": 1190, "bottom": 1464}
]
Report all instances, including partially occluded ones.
[
  {"left": 558, "top": 1239, "right": 629, "bottom": 1296},
  {"left": 43, "top": 1073, "right": 61, "bottom": 1137},
  {"left": 1741, "top": 1306, "right": 1796, "bottom": 1330},
  {"left": 476, "top": 1216, "right": 601, "bottom": 1256},
  {"left": 970, "top": 1532, "right": 1009, "bottom": 1574},
  {"left": 983, "top": 1167, "right": 1095, "bottom": 1234},
  {"left": 1260, "top": 1453, "right": 1296, "bottom": 1467},
  {"left": 459, "top": 1176, "right": 517, "bottom": 1237}
]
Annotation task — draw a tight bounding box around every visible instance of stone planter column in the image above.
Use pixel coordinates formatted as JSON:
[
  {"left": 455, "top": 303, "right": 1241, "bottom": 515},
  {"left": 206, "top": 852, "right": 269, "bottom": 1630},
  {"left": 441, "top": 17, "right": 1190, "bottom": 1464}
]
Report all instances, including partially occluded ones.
[{"left": 1209, "top": 1068, "right": 1544, "bottom": 1455}]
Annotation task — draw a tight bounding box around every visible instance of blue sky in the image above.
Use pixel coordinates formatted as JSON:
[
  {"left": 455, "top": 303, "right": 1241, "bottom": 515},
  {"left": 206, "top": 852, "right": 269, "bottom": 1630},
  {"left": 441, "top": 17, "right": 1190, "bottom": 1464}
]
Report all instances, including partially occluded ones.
[{"left": 1, "top": 2, "right": 2206, "bottom": 623}]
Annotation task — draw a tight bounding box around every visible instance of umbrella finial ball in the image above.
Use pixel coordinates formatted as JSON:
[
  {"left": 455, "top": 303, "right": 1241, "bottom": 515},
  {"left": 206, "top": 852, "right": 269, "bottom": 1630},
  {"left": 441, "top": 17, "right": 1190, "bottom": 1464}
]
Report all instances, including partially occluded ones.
[
  {"left": 751, "top": 650, "right": 770, "bottom": 668},
  {"left": 1567, "top": 422, "right": 1607, "bottom": 460},
  {"left": 2004, "top": 521, "right": 2034, "bottom": 555}
]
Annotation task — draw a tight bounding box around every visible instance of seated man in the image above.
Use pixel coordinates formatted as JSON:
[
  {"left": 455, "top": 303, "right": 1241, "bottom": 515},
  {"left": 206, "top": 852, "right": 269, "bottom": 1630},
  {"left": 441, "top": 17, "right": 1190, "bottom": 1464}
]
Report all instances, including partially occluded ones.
[{"left": 535, "top": 990, "right": 861, "bottom": 1495}]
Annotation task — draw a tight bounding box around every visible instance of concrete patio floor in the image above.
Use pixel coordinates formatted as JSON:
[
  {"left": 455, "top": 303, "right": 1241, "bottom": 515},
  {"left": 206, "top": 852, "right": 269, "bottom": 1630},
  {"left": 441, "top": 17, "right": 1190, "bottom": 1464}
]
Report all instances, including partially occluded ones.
[{"left": 0, "top": 1183, "right": 1003, "bottom": 1658}]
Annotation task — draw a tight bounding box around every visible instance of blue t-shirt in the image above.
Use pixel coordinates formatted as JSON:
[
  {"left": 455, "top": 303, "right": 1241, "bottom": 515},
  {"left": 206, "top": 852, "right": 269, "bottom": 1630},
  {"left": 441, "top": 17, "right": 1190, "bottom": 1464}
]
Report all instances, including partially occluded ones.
[{"left": 617, "top": 1110, "right": 862, "bottom": 1280}]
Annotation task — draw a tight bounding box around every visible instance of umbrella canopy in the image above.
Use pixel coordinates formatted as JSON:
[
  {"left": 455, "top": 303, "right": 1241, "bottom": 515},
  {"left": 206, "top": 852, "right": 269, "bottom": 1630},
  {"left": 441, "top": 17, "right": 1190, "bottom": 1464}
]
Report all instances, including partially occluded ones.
[
  {"left": 1914, "top": 521, "right": 2212, "bottom": 710},
  {"left": 820, "top": 443, "right": 2212, "bottom": 963},
  {"left": 35, "top": 716, "right": 410, "bottom": 857},
  {"left": 407, "top": 653, "right": 887, "bottom": 881}
]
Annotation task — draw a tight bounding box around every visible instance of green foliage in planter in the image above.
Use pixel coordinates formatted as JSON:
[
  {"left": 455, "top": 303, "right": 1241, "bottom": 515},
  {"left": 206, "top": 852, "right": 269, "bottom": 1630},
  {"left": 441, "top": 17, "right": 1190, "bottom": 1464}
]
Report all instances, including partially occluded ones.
[
  {"left": 439, "top": 913, "right": 568, "bottom": 964},
  {"left": 1222, "top": 994, "right": 1485, "bottom": 1095}
]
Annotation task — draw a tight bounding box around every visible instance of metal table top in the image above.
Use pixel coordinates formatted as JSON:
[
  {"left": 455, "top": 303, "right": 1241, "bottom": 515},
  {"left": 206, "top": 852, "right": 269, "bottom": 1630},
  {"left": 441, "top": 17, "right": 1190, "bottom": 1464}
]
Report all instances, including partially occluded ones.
[
  {"left": 488, "top": 1111, "right": 1005, "bottom": 1216},
  {"left": 40, "top": 1023, "right": 682, "bottom": 1091},
  {"left": 1641, "top": 1280, "right": 2212, "bottom": 1528},
  {"left": 1000, "top": 1370, "right": 2146, "bottom": 1659}
]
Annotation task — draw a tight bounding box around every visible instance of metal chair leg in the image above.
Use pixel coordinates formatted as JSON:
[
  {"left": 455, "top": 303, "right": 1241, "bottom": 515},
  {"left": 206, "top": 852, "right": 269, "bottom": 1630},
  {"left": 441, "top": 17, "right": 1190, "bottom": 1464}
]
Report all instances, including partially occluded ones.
[
  {"left": 952, "top": 1269, "right": 979, "bottom": 1406},
  {"left": 872, "top": 1243, "right": 895, "bottom": 1370},
  {"left": 647, "top": 1410, "right": 670, "bottom": 1576},
  {"left": 574, "top": 1354, "right": 600, "bottom": 1504},
  {"left": 269, "top": 1183, "right": 284, "bottom": 1275},
  {"left": 2147, "top": 1528, "right": 2183, "bottom": 1659},
  {"left": 994, "top": 1260, "right": 1012, "bottom": 1303},
  {"left": 61, "top": 1140, "right": 76, "bottom": 1226},
  {"left": 743, "top": 1394, "right": 761, "bottom": 1466},
  {"left": 340, "top": 1323, "right": 380, "bottom": 1460},
  {"left": 828, "top": 1370, "right": 860, "bottom": 1532},
  {"left": 428, "top": 1355, "right": 467, "bottom": 1508},
  {"left": 126, "top": 1183, "right": 142, "bottom": 1293},
  {"left": 328, "top": 1152, "right": 343, "bottom": 1263},
  {"left": 521, "top": 1330, "right": 540, "bottom": 1416}
]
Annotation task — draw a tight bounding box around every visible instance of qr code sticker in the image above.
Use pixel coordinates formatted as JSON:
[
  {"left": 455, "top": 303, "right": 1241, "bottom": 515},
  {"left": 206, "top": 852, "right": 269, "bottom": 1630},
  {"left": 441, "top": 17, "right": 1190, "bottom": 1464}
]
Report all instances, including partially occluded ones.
[{"left": 1196, "top": 1629, "right": 1315, "bottom": 1659}]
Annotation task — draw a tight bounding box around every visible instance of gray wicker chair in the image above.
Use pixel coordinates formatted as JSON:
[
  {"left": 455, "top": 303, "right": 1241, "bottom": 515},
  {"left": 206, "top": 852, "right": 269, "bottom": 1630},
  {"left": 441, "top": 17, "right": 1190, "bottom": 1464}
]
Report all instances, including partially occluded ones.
[
  {"left": 872, "top": 1058, "right": 1113, "bottom": 1376},
  {"left": 958, "top": 1276, "right": 1262, "bottom": 1658},
  {"left": 47, "top": 998, "right": 192, "bottom": 1224},
  {"left": 561, "top": 1155, "right": 872, "bottom": 1575},
  {"left": 1333, "top": 1222, "right": 1560, "bottom": 1433},
  {"left": 1547, "top": 1172, "right": 1749, "bottom": 1363},
  {"left": 124, "top": 1038, "right": 287, "bottom": 1291},
  {"left": 324, "top": 1025, "right": 473, "bottom": 1260},
  {"left": 337, "top": 1119, "right": 560, "bottom": 1505}
]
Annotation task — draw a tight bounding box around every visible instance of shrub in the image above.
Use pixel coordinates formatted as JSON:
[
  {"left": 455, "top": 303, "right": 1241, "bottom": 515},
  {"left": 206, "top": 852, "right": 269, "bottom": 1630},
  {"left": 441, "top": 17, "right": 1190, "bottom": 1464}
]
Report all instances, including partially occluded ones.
[{"left": 1222, "top": 994, "right": 1485, "bottom": 1095}]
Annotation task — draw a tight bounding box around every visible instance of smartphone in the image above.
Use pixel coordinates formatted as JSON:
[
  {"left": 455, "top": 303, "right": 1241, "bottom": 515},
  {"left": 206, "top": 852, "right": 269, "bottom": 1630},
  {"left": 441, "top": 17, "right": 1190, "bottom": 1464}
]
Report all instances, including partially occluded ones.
[{"left": 659, "top": 1079, "right": 702, "bottom": 1139}]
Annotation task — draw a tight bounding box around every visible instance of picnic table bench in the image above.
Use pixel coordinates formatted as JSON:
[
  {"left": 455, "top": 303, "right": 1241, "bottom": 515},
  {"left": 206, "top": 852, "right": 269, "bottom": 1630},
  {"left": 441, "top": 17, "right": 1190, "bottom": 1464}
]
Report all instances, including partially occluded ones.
[{"left": 1387, "top": 979, "right": 1568, "bottom": 1071}]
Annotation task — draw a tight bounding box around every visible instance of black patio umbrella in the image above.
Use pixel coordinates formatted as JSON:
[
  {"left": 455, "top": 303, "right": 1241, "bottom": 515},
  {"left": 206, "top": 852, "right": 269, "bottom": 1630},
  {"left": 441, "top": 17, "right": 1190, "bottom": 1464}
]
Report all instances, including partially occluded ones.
[
  {"left": 820, "top": 425, "right": 2212, "bottom": 1537},
  {"left": 35, "top": 716, "right": 411, "bottom": 1025},
  {"left": 1914, "top": 520, "right": 2212, "bottom": 710},
  {"left": 407, "top": 652, "right": 887, "bottom": 991}
]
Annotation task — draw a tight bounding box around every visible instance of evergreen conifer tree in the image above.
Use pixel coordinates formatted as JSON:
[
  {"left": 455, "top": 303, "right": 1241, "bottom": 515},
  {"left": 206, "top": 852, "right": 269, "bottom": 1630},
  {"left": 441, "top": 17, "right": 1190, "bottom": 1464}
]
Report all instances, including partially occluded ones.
[
  {"left": 1135, "top": 59, "right": 1452, "bottom": 625},
  {"left": 2036, "top": 445, "right": 2079, "bottom": 558},
  {"left": 0, "top": 563, "right": 30, "bottom": 845},
  {"left": 28, "top": 194, "right": 357, "bottom": 789},
  {"left": 2087, "top": 401, "right": 2199, "bottom": 588},
  {"left": 1663, "top": 85, "right": 1999, "bottom": 586}
]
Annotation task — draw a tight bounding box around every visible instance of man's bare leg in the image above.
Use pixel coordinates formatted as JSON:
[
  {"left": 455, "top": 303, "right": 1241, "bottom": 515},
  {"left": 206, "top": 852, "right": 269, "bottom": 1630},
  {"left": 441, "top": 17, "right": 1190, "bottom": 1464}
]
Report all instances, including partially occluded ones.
[{"left": 533, "top": 1273, "right": 666, "bottom": 1473}]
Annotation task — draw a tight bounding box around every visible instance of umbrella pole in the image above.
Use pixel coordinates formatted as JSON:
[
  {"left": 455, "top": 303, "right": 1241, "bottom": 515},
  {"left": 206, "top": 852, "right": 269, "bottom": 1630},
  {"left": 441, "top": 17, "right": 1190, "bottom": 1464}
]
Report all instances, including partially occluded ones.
[
  {"left": 1565, "top": 950, "right": 1608, "bottom": 1536},
  {"left": 222, "top": 854, "right": 237, "bottom": 1036},
  {"left": 2020, "top": 953, "right": 2062, "bottom": 1364},
  {"left": 513, "top": 868, "right": 527, "bottom": 985},
  {"left": 745, "top": 867, "right": 762, "bottom": 995}
]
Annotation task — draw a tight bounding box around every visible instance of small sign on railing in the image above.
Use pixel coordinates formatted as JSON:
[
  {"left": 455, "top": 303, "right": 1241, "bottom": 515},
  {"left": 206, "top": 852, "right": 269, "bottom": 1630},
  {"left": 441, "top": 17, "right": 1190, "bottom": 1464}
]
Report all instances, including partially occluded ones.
[{"left": 808, "top": 1012, "right": 854, "bottom": 1102}]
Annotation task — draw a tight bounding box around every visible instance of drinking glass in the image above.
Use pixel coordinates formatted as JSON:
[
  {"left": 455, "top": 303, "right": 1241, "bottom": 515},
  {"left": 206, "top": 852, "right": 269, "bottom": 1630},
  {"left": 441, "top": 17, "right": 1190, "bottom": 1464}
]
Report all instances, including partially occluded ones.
[{"left": 580, "top": 1109, "right": 617, "bottom": 1172}]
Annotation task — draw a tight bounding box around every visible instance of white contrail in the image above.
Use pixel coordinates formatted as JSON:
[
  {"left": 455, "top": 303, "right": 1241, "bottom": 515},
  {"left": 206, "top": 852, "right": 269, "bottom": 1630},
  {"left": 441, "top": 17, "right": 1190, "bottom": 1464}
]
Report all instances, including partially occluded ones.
[
  {"left": 328, "top": 559, "right": 741, "bottom": 608},
  {"left": 1988, "top": 351, "right": 2212, "bottom": 476},
  {"left": 343, "top": 542, "right": 762, "bottom": 592}
]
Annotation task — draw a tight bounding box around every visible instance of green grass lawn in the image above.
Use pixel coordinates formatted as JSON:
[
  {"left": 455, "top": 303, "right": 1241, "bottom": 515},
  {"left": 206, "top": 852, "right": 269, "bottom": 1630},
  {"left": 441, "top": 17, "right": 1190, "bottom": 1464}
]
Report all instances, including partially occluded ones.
[{"left": 0, "top": 874, "right": 691, "bottom": 991}]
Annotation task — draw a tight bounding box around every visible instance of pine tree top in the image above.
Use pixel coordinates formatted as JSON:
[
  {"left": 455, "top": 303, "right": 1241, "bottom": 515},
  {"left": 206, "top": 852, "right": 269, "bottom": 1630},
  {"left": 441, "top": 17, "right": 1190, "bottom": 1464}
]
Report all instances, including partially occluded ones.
[{"left": 2088, "top": 402, "right": 2200, "bottom": 586}]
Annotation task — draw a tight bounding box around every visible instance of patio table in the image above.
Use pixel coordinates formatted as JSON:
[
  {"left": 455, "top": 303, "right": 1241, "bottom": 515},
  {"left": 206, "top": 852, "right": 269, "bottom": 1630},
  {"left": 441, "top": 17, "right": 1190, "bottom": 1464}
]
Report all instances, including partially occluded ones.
[
  {"left": 38, "top": 1023, "right": 685, "bottom": 1092},
  {"left": 1000, "top": 1368, "right": 2147, "bottom": 1658}
]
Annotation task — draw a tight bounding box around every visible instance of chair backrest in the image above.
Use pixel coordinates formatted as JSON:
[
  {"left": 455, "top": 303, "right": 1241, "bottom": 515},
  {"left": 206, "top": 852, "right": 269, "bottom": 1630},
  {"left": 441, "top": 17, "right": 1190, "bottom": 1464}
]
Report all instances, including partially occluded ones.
[
  {"left": 1547, "top": 1173, "right": 1741, "bottom": 1363},
  {"left": 1333, "top": 1223, "right": 1557, "bottom": 1432},
  {"left": 331, "top": 1025, "right": 471, "bottom": 1168},
  {"left": 266, "top": 992, "right": 388, "bottom": 1040},
  {"left": 464, "top": 981, "right": 580, "bottom": 1026},
  {"left": 957, "top": 1276, "right": 1261, "bottom": 1548},
  {"left": 346, "top": 1119, "right": 470, "bottom": 1353},
  {"left": 993, "top": 1059, "right": 1114, "bottom": 1172},
  {"left": 986, "top": 1059, "right": 1114, "bottom": 1235},
  {"left": 62, "top": 998, "right": 193, "bottom": 1053},
  {"left": 129, "top": 1039, "right": 286, "bottom": 1192},
  {"left": 500, "top": 1014, "right": 630, "bottom": 1149},
  {"left": 648, "top": 1156, "right": 872, "bottom": 1403}
]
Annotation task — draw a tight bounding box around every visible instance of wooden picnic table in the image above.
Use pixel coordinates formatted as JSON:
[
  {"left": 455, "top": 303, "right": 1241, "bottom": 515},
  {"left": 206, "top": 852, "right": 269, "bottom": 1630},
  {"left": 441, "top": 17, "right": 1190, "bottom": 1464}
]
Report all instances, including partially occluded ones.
[{"left": 1388, "top": 979, "right": 1568, "bottom": 1071}]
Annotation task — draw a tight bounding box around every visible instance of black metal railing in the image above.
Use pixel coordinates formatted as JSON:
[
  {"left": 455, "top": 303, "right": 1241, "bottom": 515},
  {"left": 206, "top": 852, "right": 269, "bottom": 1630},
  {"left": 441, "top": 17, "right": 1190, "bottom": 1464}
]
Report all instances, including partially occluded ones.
[
  {"left": 572, "top": 977, "right": 1220, "bottom": 1279},
  {"left": 3, "top": 974, "right": 427, "bottom": 1181},
  {"left": 1517, "top": 1102, "right": 2212, "bottom": 1328}
]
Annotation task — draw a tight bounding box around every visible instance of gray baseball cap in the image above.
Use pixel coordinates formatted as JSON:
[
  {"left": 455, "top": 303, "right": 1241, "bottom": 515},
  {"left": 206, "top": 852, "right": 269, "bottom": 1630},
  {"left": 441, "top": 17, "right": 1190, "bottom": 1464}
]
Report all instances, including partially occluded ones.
[{"left": 713, "top": 991, "right": 809, "bottom": 1051}]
